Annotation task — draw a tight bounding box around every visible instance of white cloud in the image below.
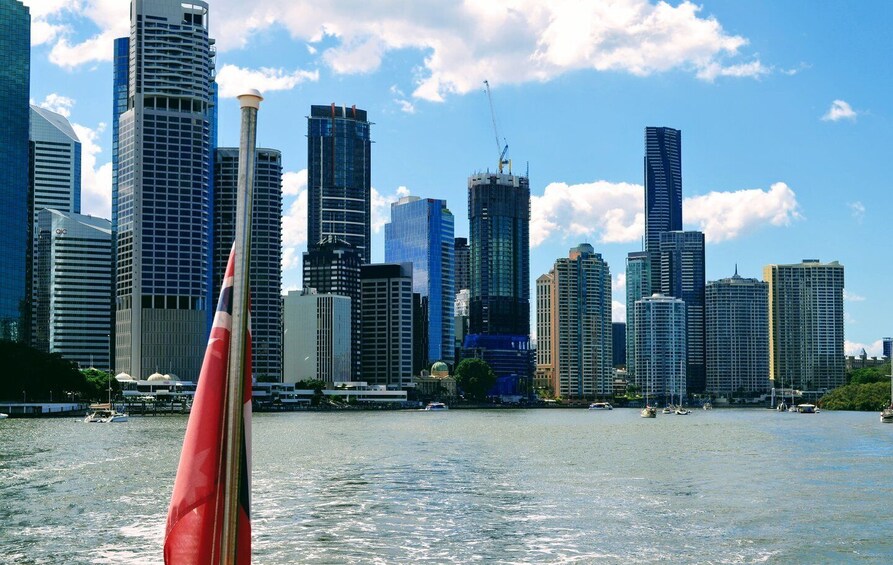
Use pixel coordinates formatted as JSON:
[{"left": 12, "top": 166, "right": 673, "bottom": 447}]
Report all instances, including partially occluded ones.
[
  {"left": 848, "top": 201, "right": 865, "bottom": 223},
  {"left": 282, "top": 169, "right": 308, "bottom": 197},
  {"left": 215, "top": 65, "right": 319, "bottom": 98},
  {"left": 696, "top": 60, "right": 771, "bottom": 81},
  {"left": 843, "top": 290, "right": 866, "bottom": 303},
  {"left": 845, "top": 339, "right": 883, "bottom": 357},
  {"left": 684, "top": 182, "right": 802, "bottom": 242},
  {"left": 822, "top": 99, "right": 858, "bottom": 122},
  {"left": 612, "top": 273, "right": 626, "bottom": 294},
  {"left": 70, "top": 122, "right": 112, "bottom": 219},
  {"left": 612, "top": 300, "right": 626, "bottom": 323},
  {"left": 371, "top": 186, "right": 411, "bottom": 233},
  {"left": 36, "top": 93, "right": 76, "bottom": 118},
  {"left": 281, "top": 188, "right": 308, "bottom": 288}
]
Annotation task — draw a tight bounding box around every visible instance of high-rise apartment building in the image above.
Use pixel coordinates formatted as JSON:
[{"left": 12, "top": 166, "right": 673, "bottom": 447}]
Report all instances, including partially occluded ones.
[
  {"left": 613, "top": 323, "right": 626, "bottom": 368},
  {"left": 213, "top": 148, "right": 283, "bottom": 380},
  {"left": 303, "top": 237, "right": 362, "bottom": 379},
  {"left": 659, "top": 230, "right": 706, "bottom": 392},
  {"left": 705, "top": 270, "right": 769, "bottom": 395},
  {"left": 33, "top": 210, "right": 112, "bottom": 370},
  {"left": 634, "top": 294, "right": 686, "bottom": 402},
  {"left": 283, "top": 288, "right": 351, "bottom": 386},
  {"left": 114, "top": 0, "right": 216, "bottom": 380},
  {"left": 644, "top": 126, "right": 682, "bottom": 293},
  {"left": 307, "top": 104, "right": 372, "bottom": 263},
  {"left": 454, "top": 237, "right": 470, "bottom": 292},
  {"left": 534, "top": 273, "right": 553, "bottom": 394},
  {"left": 385, "top": 196, "right": 455, "bottom": 364},
  {"left": 764, "top": 260, "right": 845, "bottom": 391},
  {"left": 546, "top": 244, "right": 613, "bottom": 399},
  {"left": 0, "top": 0, "right": 30, "bottom": 342},
  {"left": 883, "top": 338, "right": 892, "bottom": 360},
  {"left": 360, "top": 263, "right": 413, "bottom": 389},
  {"left": 625, "top": 251, "right": 650, "bottom": 381}
]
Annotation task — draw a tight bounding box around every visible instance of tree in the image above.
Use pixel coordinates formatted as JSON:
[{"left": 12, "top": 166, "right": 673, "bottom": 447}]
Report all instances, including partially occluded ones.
[
  {"left": 0, "top": 341, "right": 88, "bottom": 401},
  {"left": 454, "top": 358, "right": 496, "bottom": 401},
  {"left": 81, "top": 368, "right": 118, "bottom": 402}
]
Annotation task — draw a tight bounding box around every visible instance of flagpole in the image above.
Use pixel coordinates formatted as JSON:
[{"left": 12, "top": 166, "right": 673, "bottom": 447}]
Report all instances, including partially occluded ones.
[{"left": 221, "top": 88, "right": 263, "bottom": 563}]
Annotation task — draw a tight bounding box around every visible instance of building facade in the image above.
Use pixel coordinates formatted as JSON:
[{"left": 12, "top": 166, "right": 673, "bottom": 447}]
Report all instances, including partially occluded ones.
[
  {"left": 659, "top": 230, "right": 706, "bottom": 392},
  {"left": 33, "top": 210, "right": 112, "bottom": 370},
  {"left": 534, "top": 273, "right": 553, "bottom": 394},
  {"left": 764, "top": 260, "right": 845, "bottom": 391},
  {"left": 303, "top": 237, "right": 362, "bottom": 379},
  {"left": 360, "top": 263, "right": 413, "bottom": 389},
  {"left": 612, "top": 322, "right": 626, "bottom": 368},
  {"left": 307, "top": 104, "right": 372, "bottom": 263},
  {"left": 625, "top": 251, "right": 650, "bottom": 382},
  {"left": 213, "top": 147, "right": 283, "bottom": 380},
  {"left": 644, "top": 126, "right": 682, "bottom": 294},
  {"left": 282, "top": 288, "right": 351, "bottom": 386},
  {"left": 883, "top": 338, "right": 892, "bottom": 360},
  {"left": 705, "top": 271, "right": 769, "bottom": 395},
  {"left": 454, "top": 237, "right": 470, "bottom": 293},
  {"left": 634, "top": 294, "right": 686, "bottom": 402},
  {"left": 0, "top": 0, "right": 30, "bottom": 342},
  {"left": 385, "top": 196, "right": 455, "bottom": 364},
  {"left": 114, "top": 0, "right": 216, "bottom": 380}
]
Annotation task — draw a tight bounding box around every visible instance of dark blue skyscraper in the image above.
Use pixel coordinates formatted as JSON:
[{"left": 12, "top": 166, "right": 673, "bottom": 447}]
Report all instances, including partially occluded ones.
[
  {"left": 0, "top": 0, "right": 30, "bottom": 342},
  {"left": 884, "top": 338, "right": 892, "bottom": 360},
  {"left": 385, "top": 196, "right": 455, "bottom": 364},
  {"left": 307, "top": 104, "right": 372, "bottom": 262},
  {"left": 644, "top": 126, "right": 682, "bottom": 292}
]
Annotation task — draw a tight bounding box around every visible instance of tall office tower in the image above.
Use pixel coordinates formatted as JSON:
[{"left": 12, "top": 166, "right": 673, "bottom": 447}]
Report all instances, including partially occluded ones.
[
  {"left": 114, "top": 0, "right": 216, "bottom": 380},
  {"left": 625, "top": 251, "right": 650, "bottom": 381},
  {"left": 883, "top": 338, "right": 892, "bottom": 360},
  {"left": 282, "top": 288, "right": 351, "bottom": 386},
  {"left": 307, "top": 104, "right": 372, "bottom": 263},
  {"left": 454, "top": 237, "right": 470, "bottom": 292},
  {"left": 33, "top": 210, "right": 112, "bottom": 369},
  {"left": 612, "top": 323, "right": 626, "bottom": 368},
  {"left": 0, "top": 0, "right": 29, "bottom": 343},
  {"left": 213, "top": 148, "right": 283, "bottom": 380},
  {"left": 548, "top": 244, "right": 613, "bottom": 398},
  {"left": 360, "top": 263, "right": 413, "bottom": 389},
  {"left": 705, "top": 270, "right": 769, "bottom": 395},
  {"left": 454, "top": 288, "right": 469, "bottom": 364},
  {"left": 534, "top": 273, "right": 553, "bottom": 394},
  {"left": 303, "top": 237, "right": 362, "bottom": 379},
  {"left": 111, "top": 36, "right": 128, "bottom": 241},
  {"left": 659, "top": 230, "right": 706, "bottom": 392},
  {"left": 411, "top": 294, "right": 428, "bottom": 375},
  {"left": 644, "top": 126, "right": 682, "bottom": 293},
  {"left": 634, "top": 294, "right": 686, "bottom": 402},
  {"left": 764, "top": 260, "right": 846, "bottom": 391},
  {"left": 385, "top": 196, "right": 455, "bottom": 364},
  {"left": 463, "top": 173, "right": 533, "bottom": 381}
]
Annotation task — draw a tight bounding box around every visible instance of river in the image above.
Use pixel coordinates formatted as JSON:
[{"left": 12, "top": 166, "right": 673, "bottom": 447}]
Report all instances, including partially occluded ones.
[{"left": 1, "top": 408, "right": 891, "bottom": 563}]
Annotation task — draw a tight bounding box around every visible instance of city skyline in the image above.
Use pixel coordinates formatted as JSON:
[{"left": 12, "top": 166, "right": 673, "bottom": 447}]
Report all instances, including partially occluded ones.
[{"left": 24, "top": 0, "right": 892, "bottom": 356}]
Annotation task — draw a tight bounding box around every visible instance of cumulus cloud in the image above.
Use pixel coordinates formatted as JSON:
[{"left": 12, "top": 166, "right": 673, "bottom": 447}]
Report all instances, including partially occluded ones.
[
  {"left": 37, "top": 0, "right": 769, "bottom": 101},
  {"left": 35, "top": 93, "right": 75, "bottom": 118},
  {"left": 845, "top": 339, "right": 882, "bottom": 357},
  {"left": 843, "top": 290, "right": 865, "bottom": 302},
  {"left": 848, "top": 201, "right": 865, "bottom": 223},
  {"left": 612, "top": 299, "right": 626, "bottom": 323},
  {"left": 282, "top": 169, "right": 308, "bottom": 197},
  {"left": 822, "top": 99, "right": 858, "bottom": 122},
  {"left": 371, "top": 186, "right": 411, "bottom": 233},
  {"left": 281, "top": 183, "right": 308, "bottom": 282},
  {"left": 684, "top": 182, "right": 802, "bottom": 242},
  {"left": 215, "top": 65, "right": 319, "bottom": 98},
  {"left": 70, "top": 122, "right": 113, "bottom": 219}
]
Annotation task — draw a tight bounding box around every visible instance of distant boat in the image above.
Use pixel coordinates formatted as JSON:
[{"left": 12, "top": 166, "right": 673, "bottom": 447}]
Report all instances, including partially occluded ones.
[
  {"left": 675, "top": 407, "right": 691, "bottom": 415},
  {"left": 702, "top": 402, "right": 712, "bottom": 411},
  {"left": 661, "top": 406, "right": 673, "bottom": 414},
  {"left": 588, "top": 402, "right": 612, "bottom": 410},
  {"left": 881, "top": 374, "right": 893, "bottom": 423},
  {"left": 0, "top": 413, "right": 7, "bottom": 419},
  {"left": 641, "top": 406, "right": 656, "bottom": 418},
  {"left": 84, "top": 405, "right": 128, "bottom": 423},
  {"left": 796, "top": 404, "right": 817, "bottom": 414},
  {"left": 424, "top": 402, "right": 448, "bottom": 411}
]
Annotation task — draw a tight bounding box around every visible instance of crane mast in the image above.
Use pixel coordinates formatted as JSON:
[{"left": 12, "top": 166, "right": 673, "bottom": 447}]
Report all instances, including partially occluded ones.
[{"left": 484, "top": 80, "right": 510, "bottom": 174}]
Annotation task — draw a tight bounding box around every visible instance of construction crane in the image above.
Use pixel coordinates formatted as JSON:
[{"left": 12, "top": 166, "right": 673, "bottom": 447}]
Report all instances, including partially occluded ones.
[{"left": 483, "top": 80, "right": 510, "bottom": 174}]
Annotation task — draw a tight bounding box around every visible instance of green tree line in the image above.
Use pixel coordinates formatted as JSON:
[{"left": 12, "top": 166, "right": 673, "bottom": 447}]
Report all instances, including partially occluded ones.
[{"left": 0, "top": 341, "right": 116, "bottom": 402}]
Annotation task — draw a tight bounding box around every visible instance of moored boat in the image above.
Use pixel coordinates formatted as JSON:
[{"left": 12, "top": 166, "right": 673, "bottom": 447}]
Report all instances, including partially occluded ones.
[
  {"left": 641, "top": 405, "right": 656, "bottom": 418},
  {"left": 675, "top": 407, "right": 691, "bottom": 415},
  {"left": 588, "top": 402, "right": 612, "bottom": 410},
  {"left": 0, "top": 413, "right": 7, "bottom": 419},
  {"left": 84, "top": 404, "right": 128, "bottom": 423},
  {"left": 796, "top": 404, "right": 817, "bottom": 414},
  {"left": 424, "top": 402, "right": 448, "bottom": 411},
  {"left": 881, "top": 407, "right": 893, "bottom": 423}
]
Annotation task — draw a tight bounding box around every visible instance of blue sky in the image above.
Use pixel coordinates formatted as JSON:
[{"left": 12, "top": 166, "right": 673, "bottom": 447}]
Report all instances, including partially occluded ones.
[{"left": 25, "top": 0, "right": 892, "bottom": 356}]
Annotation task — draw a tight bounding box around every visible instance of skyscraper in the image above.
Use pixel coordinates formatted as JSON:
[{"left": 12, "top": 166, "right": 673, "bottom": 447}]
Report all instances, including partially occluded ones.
[
  {"left": 360, "top": 263, "right": 414, "bottom": 389},
  {"left": 114, "top": 0, "right": 216, "bottom": 380},
  {"left": 634, "top": 294, "right": 686, "bottom": 402},
  {"left": 303, "top": 237, "right": 362, "bottom": 379},
  {"left": 644, "top": 126, "right": 682, "bottom": 293},
  {"left": 705, "top": 270, "right": 769, "bottom": 395},
  {"left": 307, "top": 104, "right": 372, "bottom": 263},
  {"left": 33, "top": 210, "right": 112, "bottom": 370},
  {"left": 454, "top": 237, "right": 470, "bottom": 292},
  {"left": 463, "top": 172, "right": 533, "bottom": 382},
  {"left": 612, "top": 322, "right": 626, "bottom": 368},
  {"left": 884, "top": 338, "right": 892, "bottom": 360},
  {"left": 213, "top": 148, "right": 283, "bottom": 381},
  {"left": 385, "top": 196, "right": 455, "bottom": 364},
  {"left": 764, "top": 260, "right": 845, "bottom": 391},
  {"left": 547, "top": 244, "right": 613, "bottom": 399},
  {"left": 625, "top": 251, "right": 650, "bottom": 381},
  {"left": 0, "top": 0, "right": 30, "bottom": 343},
  {"left": 659, "top": 230, "right": 706, "bottom": 392},
  {"left": 534, "top": 273, "right": 553, "bottom": 394},
  {"left": 283, "top": 288, "right": 351, "bottom": 386}
]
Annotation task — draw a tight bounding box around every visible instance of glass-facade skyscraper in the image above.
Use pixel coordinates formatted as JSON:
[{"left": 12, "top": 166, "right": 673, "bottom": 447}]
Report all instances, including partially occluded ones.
[
  {"left": 307, "top": 104, "right": 372, "bottom": 262},
  {"left": 385, "top": 196, "right": 455, "bottom": 364},
  {"left": 114, "top": 0, "right": 216, "bottom": 380},
  {"left": 644, "top": 126, "right": 682, "bottom": 293},
  {"left": 0, "top": 0, "right": 30, "bottom": 343},
  {"left": 634, "top": 294, "right": 686, "bottom": 402},
  {"left": 454, "top": 237, "right": 470, "bottom": 292},
  {"left": 625, "top": 251, "right": 650, "bottom": 382},
  {"left": 213, "top": 148, "right": 283, "bottom": 381}
]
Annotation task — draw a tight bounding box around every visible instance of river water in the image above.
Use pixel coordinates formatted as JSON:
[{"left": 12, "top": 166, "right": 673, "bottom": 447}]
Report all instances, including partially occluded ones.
[{"left": 1, "top": 409, "right": 891, "bottom": 564}]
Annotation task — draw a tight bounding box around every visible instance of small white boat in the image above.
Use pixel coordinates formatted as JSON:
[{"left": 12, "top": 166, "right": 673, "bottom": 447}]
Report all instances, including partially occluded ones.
[
  {"left": 702, "top": 403, "right": 712, "bottom": 411},
  {"left": 661, "top": 406, "right": 673, "bottom": 414},
  {"left": 881, "top": 407, "right": 893, "bottom": 424},
  {"left": 424, "top": 402, "right": 448, "bottom": 411},
  {"left": 84, "top": 404, "right": 128, "bottom": 423},
  {"left": 0, "top": 413, "right": 8, "bottom": 419},
  {"left": 588, "top": 402, "right": 612, "bottom": 410},
  {"left": 675, "top": 407, "right": 691, "bottom": 415},
  {"left": 641, "top": 405, "right": 656, "bottom": 418},
  {"left": 796, "top": 404, "right": 817, "bottom": 414}
]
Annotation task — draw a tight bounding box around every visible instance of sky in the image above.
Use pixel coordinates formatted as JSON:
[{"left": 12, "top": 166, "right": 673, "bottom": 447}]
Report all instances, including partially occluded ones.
[{"left": 25, "top": 0, "right": 892, "bottom": 357}]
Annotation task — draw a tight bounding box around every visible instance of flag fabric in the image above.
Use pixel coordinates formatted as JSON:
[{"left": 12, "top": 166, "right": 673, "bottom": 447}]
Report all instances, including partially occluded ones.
[{"left": 164, "top": 245, "right": 252, "bottom": 564}]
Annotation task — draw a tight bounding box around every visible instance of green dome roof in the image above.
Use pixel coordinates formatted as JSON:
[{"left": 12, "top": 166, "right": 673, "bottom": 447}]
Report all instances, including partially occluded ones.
[{"left": 431, "top": 361, "right": 449, "bottom": 375}]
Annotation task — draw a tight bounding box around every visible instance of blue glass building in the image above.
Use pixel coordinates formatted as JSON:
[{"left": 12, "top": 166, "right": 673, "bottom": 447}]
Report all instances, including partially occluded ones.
[
  {"left": 384, "top": 196, "right": 455, "bottom": 365},
  {"left": 0, "top": 0, "right": 29, "bottom": 342},
  {"left": 644, "top": 126, "right": 682, "bottom": 293},
  {"left": 114, "top": 0, "right": 216, "bottom": 380},
  {"left": 307, "top": 104, "right": 372, "bottom": 263}
]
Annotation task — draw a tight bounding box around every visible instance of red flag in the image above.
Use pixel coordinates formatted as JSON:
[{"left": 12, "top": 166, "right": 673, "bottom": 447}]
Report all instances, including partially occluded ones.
[{"left": 164, "top": 246, "right": 252, "bottom": 563}]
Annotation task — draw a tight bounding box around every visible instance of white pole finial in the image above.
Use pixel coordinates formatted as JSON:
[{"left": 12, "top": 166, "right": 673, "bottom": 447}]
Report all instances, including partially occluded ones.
[{"left": 237, "top": 89, "right": 263, "bottom": 110}]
